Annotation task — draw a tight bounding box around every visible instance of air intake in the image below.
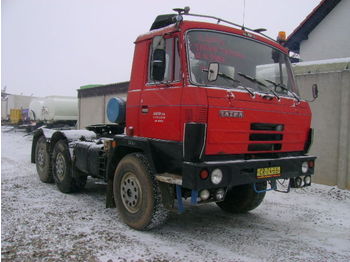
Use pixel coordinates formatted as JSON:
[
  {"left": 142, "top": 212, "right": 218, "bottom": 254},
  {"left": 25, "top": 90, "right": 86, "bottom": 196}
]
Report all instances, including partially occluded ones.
[{"left": 150, "top": 14, "right": 177, "bottom": 30}]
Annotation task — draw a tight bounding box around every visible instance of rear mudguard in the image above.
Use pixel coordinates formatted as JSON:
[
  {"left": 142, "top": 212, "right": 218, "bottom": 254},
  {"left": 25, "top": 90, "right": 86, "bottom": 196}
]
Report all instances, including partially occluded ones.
[{"left": 31, "top": 128, "right": 97, "bottom": 163}]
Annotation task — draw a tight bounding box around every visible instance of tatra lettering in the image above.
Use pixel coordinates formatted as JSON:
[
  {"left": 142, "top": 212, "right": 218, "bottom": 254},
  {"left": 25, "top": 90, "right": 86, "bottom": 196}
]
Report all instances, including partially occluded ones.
[{"left": 219, "top": 110, "right": 244, "bottom": 118}]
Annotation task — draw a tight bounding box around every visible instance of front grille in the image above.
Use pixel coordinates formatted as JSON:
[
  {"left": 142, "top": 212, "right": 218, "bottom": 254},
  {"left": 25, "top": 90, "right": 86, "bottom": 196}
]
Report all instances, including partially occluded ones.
[
  {"left": 249, "top": 134, "right": 283, "bottom": 141},
  {"left": 248, "top": 123, "right": 283, "bottom": 151},
  {"left": 248, "top": 144, "right": 282, "bottom": 151},
  {"left": 251, "top": 123, "right": 284, "bottom": 131}
]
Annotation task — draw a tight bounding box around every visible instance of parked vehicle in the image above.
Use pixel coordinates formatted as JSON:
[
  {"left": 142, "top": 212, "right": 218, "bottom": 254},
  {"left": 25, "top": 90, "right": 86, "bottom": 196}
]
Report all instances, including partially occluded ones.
[
  {"left": 29, "top": 96, "right": 78, "bottom": 126},
  {"left": 31, "top": 7, "right": 317, "bottom": 230}
]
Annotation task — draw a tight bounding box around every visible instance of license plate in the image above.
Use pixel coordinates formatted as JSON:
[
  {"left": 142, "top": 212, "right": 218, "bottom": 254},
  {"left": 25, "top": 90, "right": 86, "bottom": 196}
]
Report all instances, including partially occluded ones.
[{"left": 257, "top": 167, "right": 281, "bottom": 179}]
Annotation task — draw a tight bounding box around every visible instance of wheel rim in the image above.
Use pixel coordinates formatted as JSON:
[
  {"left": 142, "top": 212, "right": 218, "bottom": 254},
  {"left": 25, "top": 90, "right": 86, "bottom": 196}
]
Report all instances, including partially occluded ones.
[
  {"left": 120, "top": 172, "right": 142, "bottom": 214},
  {"left": 37, "top": 146, "right": 46, "bottom": 168},
  {"left": 55, "top": 152, "right": 66, "bottom": 181}
]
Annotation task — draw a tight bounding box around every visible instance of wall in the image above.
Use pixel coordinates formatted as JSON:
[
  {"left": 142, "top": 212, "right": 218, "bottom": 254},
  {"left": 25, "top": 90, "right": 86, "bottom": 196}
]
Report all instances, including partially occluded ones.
[
  {"left": 77, "top": 82, "right": 129, "bottom": 129},
  {"left": 78, "top": 94, "right": 127, "bottom": 129},
  {"left": 294, "top": 59, "right": 350, "bottom": 189},
  {"left": 300, "top": 0, "right": 350, "bottom": 61}
]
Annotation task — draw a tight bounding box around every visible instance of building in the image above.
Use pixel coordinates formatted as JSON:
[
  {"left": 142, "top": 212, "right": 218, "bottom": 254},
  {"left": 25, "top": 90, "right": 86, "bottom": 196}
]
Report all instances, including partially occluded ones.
[
  {"left": 286, "top": 0, "right": 349, "bottom": 61},
  {"left": 1, "top": 93, "right": 38, "bottom": 120},
  {"left": 77, "top": 82, "right": 128, "bottom": 129}
]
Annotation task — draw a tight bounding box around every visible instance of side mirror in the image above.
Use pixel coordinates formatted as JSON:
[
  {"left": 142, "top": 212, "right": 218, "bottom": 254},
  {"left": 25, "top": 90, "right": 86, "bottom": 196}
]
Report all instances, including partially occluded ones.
[
  {"left": 312, "top": 84, "right": 318, "bottom": 99},
  {"left": 151, "top": 49, "right": 166, "bottom": 81},
  {"left": 207, "top": 62, "right": 219, "bottom": 82},
  {"left": 306, "top": 83, "right": 319, "bottom": 102}
]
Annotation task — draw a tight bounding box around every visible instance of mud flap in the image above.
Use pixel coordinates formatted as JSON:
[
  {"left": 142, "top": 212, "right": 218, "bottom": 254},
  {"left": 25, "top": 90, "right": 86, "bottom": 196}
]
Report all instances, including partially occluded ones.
[
  {"left": 106, "top": 177, "right": 116, "bottom": 208},
  {"left": 158, "top": 181, "right": 175, "bottom": 210}
]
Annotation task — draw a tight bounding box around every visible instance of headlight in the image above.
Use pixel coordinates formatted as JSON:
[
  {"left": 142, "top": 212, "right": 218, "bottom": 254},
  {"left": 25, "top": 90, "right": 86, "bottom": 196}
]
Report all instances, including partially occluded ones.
[
  {"left": 301, "top": 162, "right": 309, "bottom": 173},
  {"left": 211, "top": 169, "right": 223, "bottom": 185}
]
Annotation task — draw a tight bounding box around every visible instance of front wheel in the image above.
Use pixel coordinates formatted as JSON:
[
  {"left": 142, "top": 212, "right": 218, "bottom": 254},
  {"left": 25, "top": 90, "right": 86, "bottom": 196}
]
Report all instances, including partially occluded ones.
[
  {"left": 52, "top": 140, "right": 87, "bottom": 193},
  {"left": 113, "top": 153, "right": 169, "bottom": 230},
  {"left": 216, "top": 182, "right": 267, "bottom": 213}
]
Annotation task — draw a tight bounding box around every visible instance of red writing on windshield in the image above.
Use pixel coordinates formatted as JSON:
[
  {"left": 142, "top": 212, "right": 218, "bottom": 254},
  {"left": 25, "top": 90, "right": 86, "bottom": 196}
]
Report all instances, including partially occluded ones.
[
  {"left": 197, "top": 34, "right": 225, "bottom": 45},
  {"left": 192, "top": 43, "right": 245, "bottom": 63}
]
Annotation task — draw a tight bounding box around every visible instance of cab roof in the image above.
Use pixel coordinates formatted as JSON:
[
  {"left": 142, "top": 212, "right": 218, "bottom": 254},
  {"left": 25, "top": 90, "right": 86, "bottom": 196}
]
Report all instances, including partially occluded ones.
[{"left": 136, "top": 20, "right": 288, "bottom": 54}]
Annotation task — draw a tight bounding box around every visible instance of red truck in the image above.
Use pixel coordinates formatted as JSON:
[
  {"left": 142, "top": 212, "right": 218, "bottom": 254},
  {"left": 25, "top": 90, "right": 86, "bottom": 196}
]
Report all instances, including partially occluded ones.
[{"left": 31, "top": 7, "right": 317, "bottom": 230}]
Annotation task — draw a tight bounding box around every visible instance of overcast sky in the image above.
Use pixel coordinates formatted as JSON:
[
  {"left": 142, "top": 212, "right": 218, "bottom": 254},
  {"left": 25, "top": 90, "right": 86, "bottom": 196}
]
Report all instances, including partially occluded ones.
[{"left": 2, "top": 0, "right": 321, "bottom": 97}]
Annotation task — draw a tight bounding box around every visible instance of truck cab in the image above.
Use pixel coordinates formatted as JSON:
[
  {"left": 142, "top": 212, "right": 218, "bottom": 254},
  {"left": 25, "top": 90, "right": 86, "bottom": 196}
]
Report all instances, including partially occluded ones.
[{"left": 127, "top": 14, "right": 314, "bottom": 171}]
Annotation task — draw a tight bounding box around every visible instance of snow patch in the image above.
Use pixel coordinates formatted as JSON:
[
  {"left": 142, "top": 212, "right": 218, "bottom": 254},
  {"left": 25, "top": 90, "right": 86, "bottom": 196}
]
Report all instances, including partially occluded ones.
[{"left": 2, "top": 128, "right": 350, "bottom": 262}]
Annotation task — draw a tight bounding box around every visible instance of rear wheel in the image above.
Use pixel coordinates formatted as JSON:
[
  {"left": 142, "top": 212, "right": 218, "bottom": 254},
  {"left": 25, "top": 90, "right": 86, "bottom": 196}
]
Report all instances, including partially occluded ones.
[
  {"left": 52, "top": 140, "right": 87, "bottom": 193},
  {"left": 113, "top": 153, "right": 169, "bottom": 230},
  {"left": 35, "top": 136, "right": 53, "bottom": 183},
  {"left": 217, "top": 182, "right": 267, "bottom": 213}
]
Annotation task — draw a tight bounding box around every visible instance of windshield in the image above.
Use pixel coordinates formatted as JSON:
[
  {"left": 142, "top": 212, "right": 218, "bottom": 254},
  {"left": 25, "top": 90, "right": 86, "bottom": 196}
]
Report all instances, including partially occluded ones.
[{"left": 186, "top": 30, "right": 299, "bottom": 96}]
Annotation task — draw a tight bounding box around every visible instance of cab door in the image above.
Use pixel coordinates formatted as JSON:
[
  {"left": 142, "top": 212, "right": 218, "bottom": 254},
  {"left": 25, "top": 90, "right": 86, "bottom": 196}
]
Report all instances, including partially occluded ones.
[{"left": 139, "top": 36, "right": 183, "bottom": 141}]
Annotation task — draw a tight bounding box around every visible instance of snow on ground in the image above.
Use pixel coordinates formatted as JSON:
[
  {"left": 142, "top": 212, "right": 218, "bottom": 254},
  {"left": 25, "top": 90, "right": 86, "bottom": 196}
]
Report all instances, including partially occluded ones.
[{"left": 1, "top": 128, "right": 350, "bottom": 262}]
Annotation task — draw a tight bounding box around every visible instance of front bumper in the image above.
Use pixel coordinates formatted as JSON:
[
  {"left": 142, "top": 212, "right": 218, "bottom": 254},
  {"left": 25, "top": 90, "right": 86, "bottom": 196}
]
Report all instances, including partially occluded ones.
[{"left": 182, "top": 155, "right": 316, "bottom": 190}]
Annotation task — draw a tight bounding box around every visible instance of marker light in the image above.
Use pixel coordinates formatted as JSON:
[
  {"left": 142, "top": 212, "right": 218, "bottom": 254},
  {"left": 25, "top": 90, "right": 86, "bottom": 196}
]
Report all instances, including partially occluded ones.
[
  {"left": 211, "top": 169, "right": 223, "bottom": 185},
  {"left": 308, "top": 161, "right": 314, "bottom": 168},
  {"left": 200, "top": 169, "right": 209, "bottom": 180},
  {"left": 126, "top": 126, "right": 134, "bottom": 136},
  {"left": 278, "top": 31, "right": 286, "bottom": 41}
]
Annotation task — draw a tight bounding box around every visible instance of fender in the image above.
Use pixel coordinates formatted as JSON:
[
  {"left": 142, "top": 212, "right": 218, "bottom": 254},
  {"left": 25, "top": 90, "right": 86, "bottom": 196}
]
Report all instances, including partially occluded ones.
[
  {"left": 105, "top": 135, "right": 160, "bottom": 208},
  {"left": 31, "top": 128, "right": 97, "bottom": 163}
]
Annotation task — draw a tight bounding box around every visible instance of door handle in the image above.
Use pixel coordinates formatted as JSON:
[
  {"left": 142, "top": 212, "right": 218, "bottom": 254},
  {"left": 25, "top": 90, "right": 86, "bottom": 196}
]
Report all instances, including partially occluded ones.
[{"left": 141, "top": 105, "right": 149, "bottom": 113}]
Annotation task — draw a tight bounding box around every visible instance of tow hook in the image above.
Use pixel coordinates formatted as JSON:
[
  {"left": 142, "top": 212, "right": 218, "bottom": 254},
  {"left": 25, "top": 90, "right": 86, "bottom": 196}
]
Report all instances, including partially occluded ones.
[{"left": 253, "top": 181, "right": 276, "bottom": 193}]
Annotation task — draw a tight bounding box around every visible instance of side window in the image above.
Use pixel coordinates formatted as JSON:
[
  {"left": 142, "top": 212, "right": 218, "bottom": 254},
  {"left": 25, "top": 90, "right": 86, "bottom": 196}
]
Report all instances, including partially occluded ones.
[{"left": 148, "top": 37, "right": 181, "bottom": 83}]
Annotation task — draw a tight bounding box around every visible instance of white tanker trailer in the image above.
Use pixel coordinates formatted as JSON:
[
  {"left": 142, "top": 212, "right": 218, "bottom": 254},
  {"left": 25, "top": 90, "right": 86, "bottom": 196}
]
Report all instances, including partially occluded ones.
[{"left": 29, "top": 96, "right": 78, "bottom": 127}]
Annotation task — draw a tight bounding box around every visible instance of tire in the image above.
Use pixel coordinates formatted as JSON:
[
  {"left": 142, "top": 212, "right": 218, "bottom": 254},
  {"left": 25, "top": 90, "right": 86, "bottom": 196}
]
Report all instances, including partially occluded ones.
[
  {"left": 35, "top": 136, "right": 53, "bottom": 183},
  {"left": 52, "top": 140, "right": 87, "bottom": 193},
  {"left": 113, "top": 153, "right": 169, "bottom": 230},
  {"left": 217, "top": 182, "right": 267, "bottom": 214}
]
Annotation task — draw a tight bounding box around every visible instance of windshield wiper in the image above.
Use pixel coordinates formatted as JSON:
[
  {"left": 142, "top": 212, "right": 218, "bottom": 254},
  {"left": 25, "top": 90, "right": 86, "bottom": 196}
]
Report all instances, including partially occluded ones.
[
  {"left": 217, "top": 72, "right": 255, "bottom": 97},
  {"left": 264, "top": 79, "right": 300, "bottom": 103},
  {"left": 202, "top": 69, "right": 255, "bottom": 97},
  {"left": 238, "top": 72, "right": 280, "bottom": 100}
]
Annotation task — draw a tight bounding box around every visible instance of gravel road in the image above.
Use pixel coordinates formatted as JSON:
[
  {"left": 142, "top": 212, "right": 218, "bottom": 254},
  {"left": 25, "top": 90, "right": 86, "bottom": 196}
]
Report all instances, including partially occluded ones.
[{"left": 2, "top": 128, "right": 350, "bottom": 262}]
